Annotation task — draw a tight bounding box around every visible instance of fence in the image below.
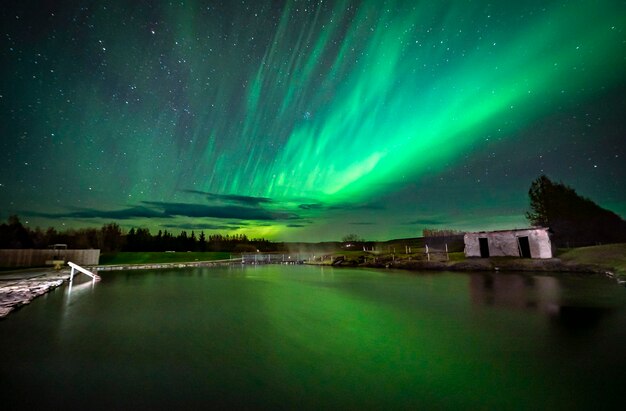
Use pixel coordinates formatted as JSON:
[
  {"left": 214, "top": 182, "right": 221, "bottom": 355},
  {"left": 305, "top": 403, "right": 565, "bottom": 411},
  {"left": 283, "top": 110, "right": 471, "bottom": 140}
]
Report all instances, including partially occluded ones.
[
  {"left": 239, "top": 253, "right": 312, "bottom": 264},
  {"left": 0, "top": 249, "right": 100, "bottom": 268},
  {"left": 424, "top": 244, "right": 450, "bottom": 261}
]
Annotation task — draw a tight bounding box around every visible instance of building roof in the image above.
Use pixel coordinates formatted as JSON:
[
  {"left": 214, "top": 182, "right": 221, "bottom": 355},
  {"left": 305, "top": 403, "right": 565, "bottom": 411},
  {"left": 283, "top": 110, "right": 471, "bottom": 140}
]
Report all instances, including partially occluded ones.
[{"left": 465, "top": 227, "right": 550, "bottom": 235}]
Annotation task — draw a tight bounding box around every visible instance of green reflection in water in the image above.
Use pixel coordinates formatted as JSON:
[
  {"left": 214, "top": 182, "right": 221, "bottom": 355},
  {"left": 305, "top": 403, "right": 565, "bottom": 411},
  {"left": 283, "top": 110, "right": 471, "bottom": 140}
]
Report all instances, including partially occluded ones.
[{"left": 1, "top": 266, "right": 625, "bottom": 409}]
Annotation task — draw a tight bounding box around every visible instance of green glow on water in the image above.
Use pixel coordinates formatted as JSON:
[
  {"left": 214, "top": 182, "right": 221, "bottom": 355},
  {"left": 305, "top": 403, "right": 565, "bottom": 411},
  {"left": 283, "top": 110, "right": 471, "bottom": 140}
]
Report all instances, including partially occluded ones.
[{"left": 1, "top": 266, "right": 625, "bottom": 408}]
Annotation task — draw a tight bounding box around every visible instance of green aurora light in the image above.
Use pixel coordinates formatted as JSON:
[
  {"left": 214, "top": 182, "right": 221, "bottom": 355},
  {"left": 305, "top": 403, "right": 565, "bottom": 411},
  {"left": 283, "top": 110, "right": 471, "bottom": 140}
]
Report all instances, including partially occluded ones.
[{"left": 1, "top": 0, "right": 625, "bottom": 240}]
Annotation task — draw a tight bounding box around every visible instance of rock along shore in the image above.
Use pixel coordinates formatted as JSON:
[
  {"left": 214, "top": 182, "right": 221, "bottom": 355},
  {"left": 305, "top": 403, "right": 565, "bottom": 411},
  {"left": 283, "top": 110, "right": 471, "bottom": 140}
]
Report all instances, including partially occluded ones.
[
  {"left": 329, "top": 257, "right": 625, "bottom": 285},
  {"left": 3, "top": 256, "right": 622, "bottom": 319},
  {"left": 94, "top": 259, "right": 236, "bottom": 271},
  {"left": 0, "top": 261, "right": 237, "bottom": 318},
  {"left": 0, "top": 270, "right": 71, "bottom": 318}
]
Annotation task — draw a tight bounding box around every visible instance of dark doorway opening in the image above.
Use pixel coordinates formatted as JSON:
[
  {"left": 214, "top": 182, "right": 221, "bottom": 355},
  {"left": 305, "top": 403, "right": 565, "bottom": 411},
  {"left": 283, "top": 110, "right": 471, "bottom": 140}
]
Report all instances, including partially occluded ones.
[
  {"left": 518, "top": 236, "right": 531, "bottom": 258},
  {"left": 479, "top": 238, "right": 489, "bottom": 258}
]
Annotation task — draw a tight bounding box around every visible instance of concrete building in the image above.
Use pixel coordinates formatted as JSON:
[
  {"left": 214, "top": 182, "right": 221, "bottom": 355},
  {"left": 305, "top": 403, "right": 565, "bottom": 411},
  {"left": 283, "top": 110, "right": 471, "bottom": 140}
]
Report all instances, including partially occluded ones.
[{"left": 464, "top": 227, "right": 554, "bottom": 259}]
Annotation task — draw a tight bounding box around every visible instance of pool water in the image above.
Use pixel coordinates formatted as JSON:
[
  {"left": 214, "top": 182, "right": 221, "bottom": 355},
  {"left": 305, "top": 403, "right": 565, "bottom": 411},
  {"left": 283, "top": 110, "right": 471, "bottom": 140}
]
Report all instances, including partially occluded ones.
[{"left": 1, "top": 265, "right": 625, "bottom": 409}]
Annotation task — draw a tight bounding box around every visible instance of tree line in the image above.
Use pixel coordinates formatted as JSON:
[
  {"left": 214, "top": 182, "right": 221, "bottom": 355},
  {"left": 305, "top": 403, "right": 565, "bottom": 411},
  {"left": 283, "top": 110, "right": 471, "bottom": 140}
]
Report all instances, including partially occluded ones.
[
  {"left": 3, "top": 175, "right": 625, "bottom": 253},
  {"left": 526, "top": 175, "right": 626, "bottom": 247},
  {"left": 420, "top": 176, "right": 626, "bottom": 248},
  {"left": 0, "top": 216, "right": 280, "bottom": 253}
]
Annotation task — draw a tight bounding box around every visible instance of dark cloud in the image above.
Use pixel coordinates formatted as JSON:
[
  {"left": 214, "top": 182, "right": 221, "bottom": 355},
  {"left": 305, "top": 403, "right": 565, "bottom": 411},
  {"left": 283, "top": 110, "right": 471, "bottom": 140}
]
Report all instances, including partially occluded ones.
[
  {"left": 335, "top": 202, "right": 386, "bottom": 211},
  {"left": 299, "top": 202, "right": 384, "bottom": 211},
  {"left": 286, "top": 223, "right": 308, "bottom": 228},
  {"left": 24, "top": 206, "right": 165, "bottom": 220},
  {"left": 163, "top": 223, "right": 237, "bottom": 230},
  {"left": 299, "top": 203, "right": 325, "bottom": 210},
  {"left": 25, "top": 201, "right": 300, "bottom": 222},
  {"left": 142, "top": 201, "right": 298, "bottom": 221},
  {"left": 182, "top": 189, "right": 273, "bottom": 205},
  {"left": 349, "top": 222, "right": 376, "bottom": 225},
  {"left": 405, "top": 218, "right": 447, "bottom": 226},
  {"left": 229, "top": 221, "right": 274, "bottom": 227}
]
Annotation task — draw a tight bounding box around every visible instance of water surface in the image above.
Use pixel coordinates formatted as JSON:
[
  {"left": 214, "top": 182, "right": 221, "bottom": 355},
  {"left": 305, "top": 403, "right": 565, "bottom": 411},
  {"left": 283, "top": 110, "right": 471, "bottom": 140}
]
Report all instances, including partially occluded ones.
[{"left": 1, "top": 266, "right": 625, "bottom": 409}]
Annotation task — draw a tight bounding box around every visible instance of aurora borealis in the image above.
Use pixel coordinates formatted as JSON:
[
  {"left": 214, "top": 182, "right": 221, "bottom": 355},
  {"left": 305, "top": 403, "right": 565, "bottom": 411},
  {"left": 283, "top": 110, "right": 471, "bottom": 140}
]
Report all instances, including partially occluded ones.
[{"left": 1, "top": 0, "right": 625, "bottom": 241}]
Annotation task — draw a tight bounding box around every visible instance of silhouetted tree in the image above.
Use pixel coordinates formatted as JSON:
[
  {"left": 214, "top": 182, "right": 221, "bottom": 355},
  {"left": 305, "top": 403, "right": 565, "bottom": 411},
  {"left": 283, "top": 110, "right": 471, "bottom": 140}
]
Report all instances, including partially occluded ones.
[
  {"left": 0, "top": 215, "right": 33, "bottom": 248},
  {"left": 99, "top": 223, "right": 123, "bottom": 252},
  {"left": 177, "top": 231, "right": 189, "bottom": 250},
  {"left": 342, "top": 234, "right": 361, "bottom": 243},
  {"left": 0, "top": 215, "right": 276, "bottom": 252},
  {"left": 73, "top": 228, "right": 99, "bottom": 249},
  {"left": 526, "top": 175, "right": 553, "bottom": 227},
  {"left": 190, "top": 231, "right": 197, "bottom": 251},
  {"left": 198, "top": 231, "right": 206, "bottom": 251},
  {"left": 526, "top": 175, "right": 626, "bottom": 246}
]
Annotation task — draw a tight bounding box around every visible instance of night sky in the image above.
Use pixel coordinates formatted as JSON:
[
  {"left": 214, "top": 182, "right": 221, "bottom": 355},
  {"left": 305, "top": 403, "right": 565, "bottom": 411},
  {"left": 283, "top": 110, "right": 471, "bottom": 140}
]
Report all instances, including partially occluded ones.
[{"left": 1, "top": 0, "right": 625, "bottom": 242}]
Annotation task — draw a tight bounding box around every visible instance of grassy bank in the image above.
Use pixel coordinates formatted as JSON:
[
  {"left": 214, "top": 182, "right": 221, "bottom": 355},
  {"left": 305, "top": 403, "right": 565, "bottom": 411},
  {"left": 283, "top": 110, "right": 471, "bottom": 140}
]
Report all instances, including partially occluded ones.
[
  {"left": 312, "top": 244, "right": 626, "bottom": 282},
  {"left": 97, "top": 245, "right": 626, "bottom": 283},
  {"left": 557, "top": 243, "right": 626, "bottom": 279},
  {"left": 99, "top": 252, "right": 231, "bottom": 265}
]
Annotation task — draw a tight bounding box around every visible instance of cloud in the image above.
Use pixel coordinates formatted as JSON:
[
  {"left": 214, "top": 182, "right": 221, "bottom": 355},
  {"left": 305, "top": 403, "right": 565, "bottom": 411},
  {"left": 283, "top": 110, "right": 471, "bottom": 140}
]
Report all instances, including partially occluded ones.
[
  {"left": 405, "top": 218, "right": 448, "bottom": 226},
  {"left": 286, "top": 223, "right": 308, "bottom": 228},
  {"left": 162, "top": 223, "right": 238, "bottom": 230},
  {"left": 182, "top": 189, "right": 273, "bottom": 205},
  {"left": 142, "top": 201, "right": 298, "bottom": 221},
  {"left": 25, "top": 201, "right": 300, "bottom": 222},
  {"left": 335, "top": 202, "right": 385, "bottom": 211},
  {"left": 25, "top": 206, "right": 165, "bottom": 220},
  {"left": 349, "top": 222, "right": 376, "bottom": 225},
  {"left": 299, "top": 201, "right": 384, "bottom": 211},
  {"left": 298, "top": 203, "right": 325, "bottom": 210}
]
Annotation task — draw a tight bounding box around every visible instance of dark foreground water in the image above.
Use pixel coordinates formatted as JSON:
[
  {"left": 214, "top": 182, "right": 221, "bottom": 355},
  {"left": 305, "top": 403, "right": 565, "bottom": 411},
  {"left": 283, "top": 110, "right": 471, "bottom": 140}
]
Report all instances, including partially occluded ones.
[{"left": 1, "top": 266, "right": 625, "bottom": 409}]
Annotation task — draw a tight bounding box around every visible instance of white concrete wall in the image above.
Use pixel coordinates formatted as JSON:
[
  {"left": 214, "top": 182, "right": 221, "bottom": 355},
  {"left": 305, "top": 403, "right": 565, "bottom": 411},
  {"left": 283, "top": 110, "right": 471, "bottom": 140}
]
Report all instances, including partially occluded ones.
[
  {"left": 464, "top": 229, "right": 553, "bottom": 259},
  {"left": 526, "top": 229, "right": 553, "bottom": 258},
  {"left": 464, "top": 233, "right": 482, "bottom": 257}
]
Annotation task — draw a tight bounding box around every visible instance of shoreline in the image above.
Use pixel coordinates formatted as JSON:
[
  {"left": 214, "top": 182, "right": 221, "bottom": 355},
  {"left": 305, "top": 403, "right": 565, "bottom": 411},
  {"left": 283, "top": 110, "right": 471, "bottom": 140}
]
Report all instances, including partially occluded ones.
[
  {"left": 94, "top": 258, "right": 238, "bottom": 272},
  {"left": 318, "top": 257, "right": 625, "bottom": 286},
  {"left": 2, "top": 257, "right": 623, "bottom": 319},
  {"left": 0, "top": 269, "right": 71, "bottom": 318}
]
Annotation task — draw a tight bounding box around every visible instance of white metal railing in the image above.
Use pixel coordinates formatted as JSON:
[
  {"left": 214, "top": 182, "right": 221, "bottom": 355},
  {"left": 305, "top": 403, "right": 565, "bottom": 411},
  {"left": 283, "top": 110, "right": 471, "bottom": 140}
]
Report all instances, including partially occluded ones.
[{"left": 68, "top": 261, "right": 101, "bottom": 281}]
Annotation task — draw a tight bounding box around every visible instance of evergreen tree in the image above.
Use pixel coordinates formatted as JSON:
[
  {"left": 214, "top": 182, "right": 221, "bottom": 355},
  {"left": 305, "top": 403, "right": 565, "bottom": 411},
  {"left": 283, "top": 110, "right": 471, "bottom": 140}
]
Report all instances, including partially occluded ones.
[
  {"left": 526, "top": 175, "right": 626, "bottom": 246},
  {"left": 99, "top": 223, "right": 123, "bottom": 252},
  {"left": 198, "top": 231, "right": 206, "bottom": 251},
  {"left": 0, "top": 215, "right": 33, "bottom": 248}
]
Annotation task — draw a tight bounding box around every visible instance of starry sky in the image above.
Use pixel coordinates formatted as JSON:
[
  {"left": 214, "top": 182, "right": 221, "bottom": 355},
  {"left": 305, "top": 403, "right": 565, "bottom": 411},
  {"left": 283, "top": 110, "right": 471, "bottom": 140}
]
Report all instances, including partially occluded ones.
[{"left": 1, "top": 0, "right": 625, "bottom": 242}]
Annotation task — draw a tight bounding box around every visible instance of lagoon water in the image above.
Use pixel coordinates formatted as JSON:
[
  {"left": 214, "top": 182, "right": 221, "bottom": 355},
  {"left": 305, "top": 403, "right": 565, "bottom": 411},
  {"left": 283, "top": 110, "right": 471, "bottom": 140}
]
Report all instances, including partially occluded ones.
[{"left": 1, "top": 265, "right": 625, "bottom": 409}]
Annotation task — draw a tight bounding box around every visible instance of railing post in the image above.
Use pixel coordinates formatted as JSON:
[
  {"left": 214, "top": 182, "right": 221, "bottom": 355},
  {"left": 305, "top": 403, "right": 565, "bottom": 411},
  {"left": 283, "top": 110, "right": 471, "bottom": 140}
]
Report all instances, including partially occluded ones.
[{"left": 68, "top": 262, "right": 100, "bottom": 281}]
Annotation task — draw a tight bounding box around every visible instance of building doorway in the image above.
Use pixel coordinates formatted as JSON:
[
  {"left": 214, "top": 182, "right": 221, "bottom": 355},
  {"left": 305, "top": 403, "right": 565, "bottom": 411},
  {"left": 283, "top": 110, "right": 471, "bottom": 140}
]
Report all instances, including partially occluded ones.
[
  {"left": 479, "top": 238, "right": 490, "bottom": 258},
  {"left": 518, "top": 236, "right": 531, "bottom": 258}
]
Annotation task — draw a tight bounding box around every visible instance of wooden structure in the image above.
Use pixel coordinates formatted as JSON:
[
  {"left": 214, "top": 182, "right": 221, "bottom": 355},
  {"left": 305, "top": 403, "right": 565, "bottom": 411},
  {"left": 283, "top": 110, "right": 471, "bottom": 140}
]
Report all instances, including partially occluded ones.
[{"left": 0, "top": 248, "right": 100, "bottom": 268}]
